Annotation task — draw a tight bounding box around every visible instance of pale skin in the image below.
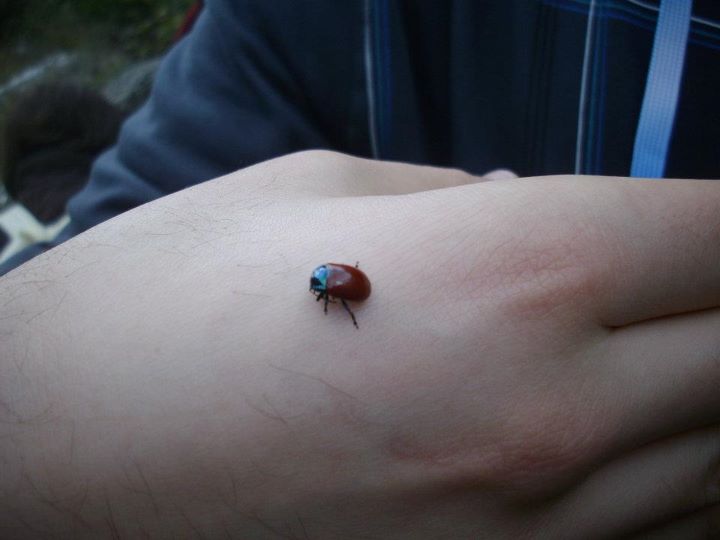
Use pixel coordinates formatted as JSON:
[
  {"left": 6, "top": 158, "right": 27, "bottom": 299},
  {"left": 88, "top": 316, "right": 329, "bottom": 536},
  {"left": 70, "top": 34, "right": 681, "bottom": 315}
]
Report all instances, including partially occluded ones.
[{"left": 0, "top": 150, "right": 719, "bottom": 538}]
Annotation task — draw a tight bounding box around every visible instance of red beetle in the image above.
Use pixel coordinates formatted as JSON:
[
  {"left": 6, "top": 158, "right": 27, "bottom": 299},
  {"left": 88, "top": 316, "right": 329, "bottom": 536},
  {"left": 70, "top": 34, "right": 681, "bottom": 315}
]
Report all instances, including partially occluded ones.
[{"left": 309, "top": 262, "right": 371, "bottom": 328}]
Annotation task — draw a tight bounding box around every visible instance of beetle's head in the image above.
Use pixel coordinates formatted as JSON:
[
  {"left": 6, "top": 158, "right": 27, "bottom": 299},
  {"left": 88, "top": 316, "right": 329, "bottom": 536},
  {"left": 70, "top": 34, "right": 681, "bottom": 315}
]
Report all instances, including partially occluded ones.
[{"left": 309, "top": 264, "right": 328, "bottom": 293}]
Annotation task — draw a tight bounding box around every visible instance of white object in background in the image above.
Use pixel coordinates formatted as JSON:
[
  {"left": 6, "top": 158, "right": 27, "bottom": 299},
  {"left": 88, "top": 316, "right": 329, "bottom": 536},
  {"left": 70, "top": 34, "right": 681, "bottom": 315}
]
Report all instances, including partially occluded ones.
[{"left": 0, "top": 203, "right": 70, "bottom": 264}]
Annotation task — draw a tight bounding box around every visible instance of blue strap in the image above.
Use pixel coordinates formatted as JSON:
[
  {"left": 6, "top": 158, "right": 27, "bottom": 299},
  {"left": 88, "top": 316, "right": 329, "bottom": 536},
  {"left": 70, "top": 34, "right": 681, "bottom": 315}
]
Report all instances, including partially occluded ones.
[{"left": 631, "top": 0, "right": 693, "bottom": 178}]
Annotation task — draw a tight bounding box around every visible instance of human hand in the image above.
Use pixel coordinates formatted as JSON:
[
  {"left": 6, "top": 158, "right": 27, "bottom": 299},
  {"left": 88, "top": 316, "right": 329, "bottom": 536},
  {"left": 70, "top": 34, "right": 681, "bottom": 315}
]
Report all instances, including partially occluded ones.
[{"left": 1, "top": 151, "right": 718, "bottom": 538}]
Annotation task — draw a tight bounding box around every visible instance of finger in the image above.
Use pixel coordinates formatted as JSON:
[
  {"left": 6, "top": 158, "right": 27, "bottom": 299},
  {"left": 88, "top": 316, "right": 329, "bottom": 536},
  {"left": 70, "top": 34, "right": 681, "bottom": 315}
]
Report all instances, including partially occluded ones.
[
  {"left": 481, "top": 168, "right": 518, "bottom": 181},
  {"left": 551, "top": 425, "right": 720, "bottom": 539},
  {"left": 629, "top": 505, "right": 720, "bottom": 539},
  {"left": 596, "top": 308, "right": 720, "bottom": 453},
  {"left": 583, "top": 177, "right": 720, "bottom": 327}
]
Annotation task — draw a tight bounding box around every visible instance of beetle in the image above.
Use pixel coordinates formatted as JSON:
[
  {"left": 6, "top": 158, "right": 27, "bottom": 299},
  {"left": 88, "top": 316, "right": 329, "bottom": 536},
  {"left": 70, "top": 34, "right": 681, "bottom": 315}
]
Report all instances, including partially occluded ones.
[{"left": 309, "top": 262, "right": 371, "bottom": 328}]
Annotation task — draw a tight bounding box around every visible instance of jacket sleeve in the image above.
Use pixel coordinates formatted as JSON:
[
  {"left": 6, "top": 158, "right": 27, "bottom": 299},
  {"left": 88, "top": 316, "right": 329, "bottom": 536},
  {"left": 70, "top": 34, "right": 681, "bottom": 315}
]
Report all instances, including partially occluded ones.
[{"left": 0, "top": 0, "right": 365, "bottom": 276}]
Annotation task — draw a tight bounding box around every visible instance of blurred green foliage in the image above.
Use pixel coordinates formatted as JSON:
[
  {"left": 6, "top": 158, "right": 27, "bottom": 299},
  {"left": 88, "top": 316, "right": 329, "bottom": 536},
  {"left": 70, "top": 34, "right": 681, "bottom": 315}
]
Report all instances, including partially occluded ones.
[{"left": 1, "top": 0, "right": 194, "bottom": 58}]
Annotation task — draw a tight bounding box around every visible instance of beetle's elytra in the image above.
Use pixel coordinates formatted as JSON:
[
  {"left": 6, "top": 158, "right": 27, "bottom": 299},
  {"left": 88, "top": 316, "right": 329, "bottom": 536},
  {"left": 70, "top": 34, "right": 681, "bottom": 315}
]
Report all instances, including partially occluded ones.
[{"left": 309, "top": 262, "right": 371, "bottom": 328}]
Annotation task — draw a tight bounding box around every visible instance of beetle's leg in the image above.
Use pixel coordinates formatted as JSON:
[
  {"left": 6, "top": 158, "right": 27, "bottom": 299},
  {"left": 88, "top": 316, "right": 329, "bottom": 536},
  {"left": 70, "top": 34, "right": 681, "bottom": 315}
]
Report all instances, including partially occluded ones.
[
  {"left": 324, "top": 295, "right": 329, "bottom": 314},
  {"left": 340, "top": 299, "right": 359, "bottom": 329},
  {"left": 315, "top": 292, "right": 323, "bottom": 302}
]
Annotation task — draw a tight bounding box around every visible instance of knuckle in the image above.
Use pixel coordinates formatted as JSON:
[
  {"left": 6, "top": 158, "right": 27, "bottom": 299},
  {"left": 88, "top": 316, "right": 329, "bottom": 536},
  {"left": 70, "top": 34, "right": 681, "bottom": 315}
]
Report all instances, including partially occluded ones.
[
  {"left": 287, "top": 149, "right": 353, "bottom": 169},
  {"left": 231, "top": 150, "right": 356, "bottom": 197},
  {"left": 491, "top": 399, "right": 603, "bottom": 496},
  {"left": 485, "top": 219, "right": 610, "bottom": 322},
  {"left": 501, "top": 249, "right": 592, "bottom": 319},
  {"left": 381, "top": 389, "right": 605, "bottom": 501},
  {"left": 270, "top": 150, "right": 359, "bottom": 195}
]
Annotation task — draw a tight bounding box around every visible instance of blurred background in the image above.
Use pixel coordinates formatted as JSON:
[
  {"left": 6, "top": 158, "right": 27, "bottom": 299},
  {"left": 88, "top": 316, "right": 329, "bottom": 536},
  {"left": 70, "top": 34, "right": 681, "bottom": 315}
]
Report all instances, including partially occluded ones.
[{"left": 0, "top": 0, "right": 197, "bottom": 264}]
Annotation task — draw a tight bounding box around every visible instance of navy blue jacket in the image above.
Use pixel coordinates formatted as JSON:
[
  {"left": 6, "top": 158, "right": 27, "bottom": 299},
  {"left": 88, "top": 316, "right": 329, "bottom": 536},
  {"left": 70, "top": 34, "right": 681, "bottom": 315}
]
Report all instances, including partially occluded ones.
[{"left": 2, "top": 0, "right": 719, "bottom": 275}]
